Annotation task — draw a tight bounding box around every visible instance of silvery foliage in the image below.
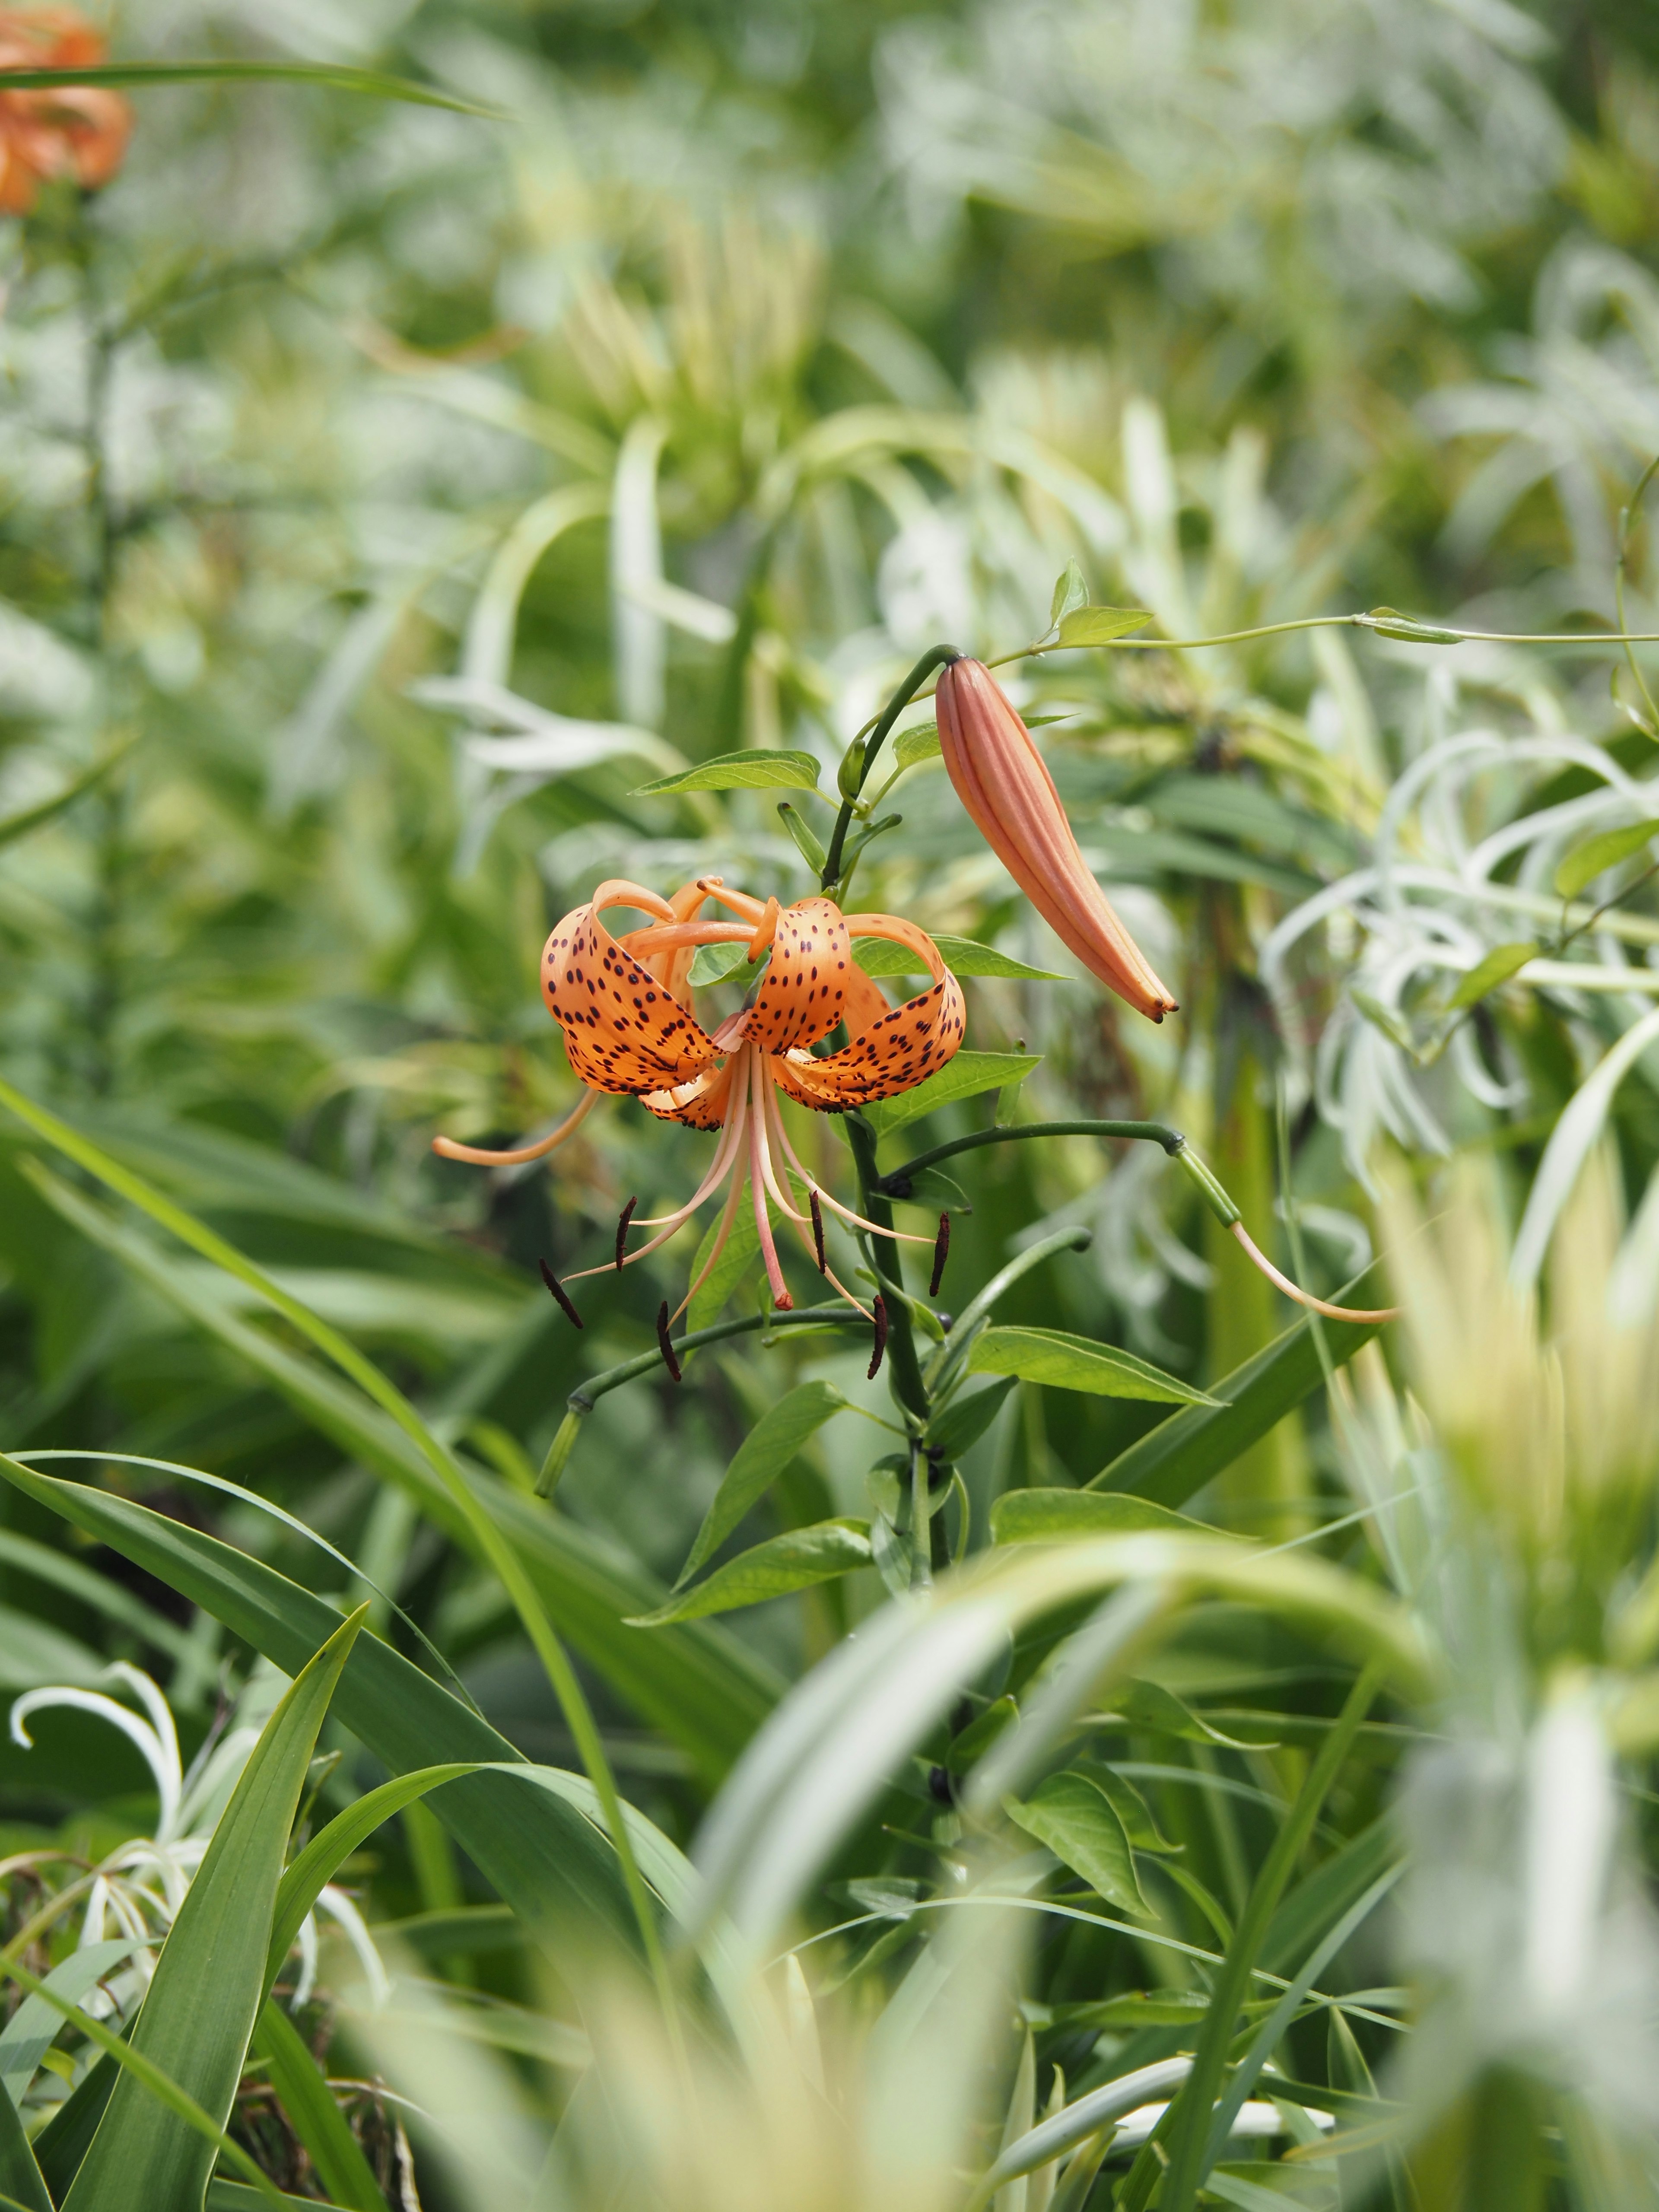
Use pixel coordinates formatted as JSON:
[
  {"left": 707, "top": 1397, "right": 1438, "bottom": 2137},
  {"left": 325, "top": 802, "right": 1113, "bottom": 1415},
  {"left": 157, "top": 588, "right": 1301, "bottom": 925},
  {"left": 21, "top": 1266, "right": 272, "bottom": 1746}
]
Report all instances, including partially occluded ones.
[
  {"left": 876, "top": 0, "right": 1563, "bottom": 332},
  {"left": 1265, "top": 663, "right": 1659, "bottom": 1235}
]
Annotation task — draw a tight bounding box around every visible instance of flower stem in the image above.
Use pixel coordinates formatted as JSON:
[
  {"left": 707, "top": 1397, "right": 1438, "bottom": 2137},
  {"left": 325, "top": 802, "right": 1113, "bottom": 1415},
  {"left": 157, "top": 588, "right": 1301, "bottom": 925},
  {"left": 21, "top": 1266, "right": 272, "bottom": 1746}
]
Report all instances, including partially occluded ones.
[
  {"left": 820, "top": 642, "right": 958, "bottom": 895},
  {"left": 843, "top": 1112, "right": 931, "bottom": 1427}
]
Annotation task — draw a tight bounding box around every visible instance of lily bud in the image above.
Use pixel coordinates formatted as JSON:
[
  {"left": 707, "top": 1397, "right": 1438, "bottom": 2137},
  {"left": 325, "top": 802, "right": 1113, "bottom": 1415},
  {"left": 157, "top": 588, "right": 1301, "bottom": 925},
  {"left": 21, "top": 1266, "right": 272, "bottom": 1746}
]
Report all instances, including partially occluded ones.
[{"left": 936, "top": 657, "right": 1179, "bottom": 1022}]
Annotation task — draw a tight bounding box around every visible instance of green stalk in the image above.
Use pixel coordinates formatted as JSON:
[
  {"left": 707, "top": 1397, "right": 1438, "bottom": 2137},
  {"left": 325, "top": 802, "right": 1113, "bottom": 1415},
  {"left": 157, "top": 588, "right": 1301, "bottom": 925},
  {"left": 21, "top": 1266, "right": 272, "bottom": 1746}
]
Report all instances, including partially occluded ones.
[
  {"left": 1157, "top": 1660, "right": 1385, "bottom": 2212},
  {"left": 844, "top": 1112, "right": 931, "bottom": 1428},
  {"left": 820, "top": 642, "right": 958, "bottom": 893}
]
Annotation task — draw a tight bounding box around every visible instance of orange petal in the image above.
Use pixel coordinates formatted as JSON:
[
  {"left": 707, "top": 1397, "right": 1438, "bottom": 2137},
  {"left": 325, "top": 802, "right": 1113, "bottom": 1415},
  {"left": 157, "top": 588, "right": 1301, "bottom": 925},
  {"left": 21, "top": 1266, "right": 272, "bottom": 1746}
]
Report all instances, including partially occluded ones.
[
  {"left": 840, "top": 958, "right": 893, "bottom": 1037},
  {"left": 936, "top": 658, "right": 1178, "bottom": 1023},
  {"left": 639, "top": 1060, "right": 736, "bottom": 1130},
  {"left": 542, "top": 889, "right": 720, "bottom": 1095},
  {"left": 745, "top": 896, "right": 856, "bottom": 1054},
  {"left": 774, "top": 914, "right": 966, "bottom": 1110}
]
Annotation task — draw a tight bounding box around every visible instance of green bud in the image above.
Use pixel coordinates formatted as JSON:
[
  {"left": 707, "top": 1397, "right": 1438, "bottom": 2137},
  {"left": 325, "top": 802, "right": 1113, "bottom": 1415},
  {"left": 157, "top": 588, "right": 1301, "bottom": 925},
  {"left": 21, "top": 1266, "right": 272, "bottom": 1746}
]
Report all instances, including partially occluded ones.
[{"left": 837, "top": 736, "right": 868, "bottom": 801}]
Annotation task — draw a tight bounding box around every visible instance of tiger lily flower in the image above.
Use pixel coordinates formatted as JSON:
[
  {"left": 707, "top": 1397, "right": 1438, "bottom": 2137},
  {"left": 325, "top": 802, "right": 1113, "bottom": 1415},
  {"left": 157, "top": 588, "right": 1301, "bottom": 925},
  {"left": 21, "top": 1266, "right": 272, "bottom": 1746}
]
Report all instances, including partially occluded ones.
[
  {"left": 0, "top": 10, "right": 130, "bottom": 216},
  {"left": 435, "top": 877, "right": 966, "bottom": 1338},
  {"left": 935, "top": 655, "right": 1179, "bottom": 1023}
]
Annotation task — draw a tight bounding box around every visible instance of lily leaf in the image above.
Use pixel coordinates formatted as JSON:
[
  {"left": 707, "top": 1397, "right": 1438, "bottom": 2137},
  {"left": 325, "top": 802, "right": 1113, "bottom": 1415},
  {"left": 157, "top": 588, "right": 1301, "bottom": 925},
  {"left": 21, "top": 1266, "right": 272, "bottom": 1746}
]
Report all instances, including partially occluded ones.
[
  {"left": 1048, "top": 558, "right": 1090, "bottom": 629},
  {"left": 1445, "top": 942, "right": 1536, "bottom": 1011},
  {"left": 855, "top": 936, "right": 1063, "bottom": 982},
  {"left": 1553, "top": 817, "right": 1659, "bottom": 902},
  {"left": 990, "top": 1488, "right": 1222, "bottom": 1545},
  {"left": 1055, "top": 606, "right": 1153, "bottom": 647},
  {"left": 633, "top": 748, "right": 823, "bottom": 797},
  {"left": 1006, "top": 1770, "right": 1148, "bottom": 1913},
  {"left": 862, "top": 1052, "right": 1043, "bottom": 1139},
  {"left": 677, "top": 1381, "right": 848, "bottom": 1588},
  {"left": 966, "top": 1326, "right": 1219, "bottom": 1406},
  {"left": 630, "top": 1519, "right": 872, "bottom": 1626}
]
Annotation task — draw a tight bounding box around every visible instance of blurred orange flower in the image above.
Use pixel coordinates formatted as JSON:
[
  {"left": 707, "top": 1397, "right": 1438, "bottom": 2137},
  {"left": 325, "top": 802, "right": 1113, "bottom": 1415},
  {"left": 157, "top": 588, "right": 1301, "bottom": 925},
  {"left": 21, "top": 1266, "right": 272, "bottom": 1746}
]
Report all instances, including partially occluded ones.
[{"left": 0, "top": 9, "right": 130, "bottom": 216}]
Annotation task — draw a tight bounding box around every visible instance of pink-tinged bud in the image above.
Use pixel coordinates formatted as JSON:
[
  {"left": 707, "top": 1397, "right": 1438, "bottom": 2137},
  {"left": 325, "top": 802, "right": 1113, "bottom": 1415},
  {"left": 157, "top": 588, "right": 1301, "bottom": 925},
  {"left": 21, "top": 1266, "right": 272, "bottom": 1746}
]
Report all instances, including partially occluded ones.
[{"left": 936, "top": 656, "right": 1179, "bottom": 1023}]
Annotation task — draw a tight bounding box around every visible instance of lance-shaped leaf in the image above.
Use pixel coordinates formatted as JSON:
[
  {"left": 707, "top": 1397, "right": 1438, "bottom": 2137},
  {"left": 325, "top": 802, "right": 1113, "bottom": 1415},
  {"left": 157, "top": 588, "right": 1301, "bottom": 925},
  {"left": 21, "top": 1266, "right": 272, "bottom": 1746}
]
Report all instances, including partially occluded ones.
[
  {"left": 1553, "top": 816, "right": 1659, "bottom": 902},
  {"left": 631, "top": 1521, "right": 872, "bottom": 1627},
  {"left": 677, "top": 1381, "right": 848, "bottom": 1588},
  {"left": 862, "top": 1052, "right": 1043, "bottom": 1139},
  {"left": 967, "top": 1326, "right": 1218, "bottom": 1406},
  {"left": 248, "top": 2004, "right": 387, "bottom": 2212},
  {"left": 1055, "top": 605, "right": 1153, "bottom": 646},
  {"left": 990, "top": 1489, "right": 1221, "bottom": 1545},
  {"left": 855, "top": 935, "right": 1063, "bottom": 981},
  {"left": 633, "top": 748, "right": 824, "bottom": 796},
  {"left": 1445, "top": 941, "right": 1535, "bottom": 1010},
  {"left": 60, "top": 1609, "right": 365, "bottom": 2212},
  {"left": 1005, "top": 1770, "right": 1148, "bottom": 1913}
]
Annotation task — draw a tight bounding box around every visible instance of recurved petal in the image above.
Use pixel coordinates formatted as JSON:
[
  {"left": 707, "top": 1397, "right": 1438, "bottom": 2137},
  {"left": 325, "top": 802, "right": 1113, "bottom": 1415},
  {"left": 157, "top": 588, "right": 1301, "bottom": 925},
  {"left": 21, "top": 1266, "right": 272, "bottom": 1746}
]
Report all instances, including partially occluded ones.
[
  {"left": 543, "top": 893, "right": 719, "bottom": 1095},
  {"left": 639, "top": 1060, "right": 735, "bottom": 1129},
  {"left": 774, "top": 915, "right": 965, "bottom": 1110},
  {"left": 745, "top": 896, "right": 854, "bottom": 1052}
]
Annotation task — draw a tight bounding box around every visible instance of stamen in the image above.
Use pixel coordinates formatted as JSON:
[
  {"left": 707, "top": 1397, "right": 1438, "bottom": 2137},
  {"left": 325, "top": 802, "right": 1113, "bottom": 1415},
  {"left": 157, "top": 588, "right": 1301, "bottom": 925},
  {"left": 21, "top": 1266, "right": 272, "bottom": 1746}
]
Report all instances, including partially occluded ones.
[
  {"left": 655, "top": 1302, "right": 683, "bottom": 1383},
  {"left": 1230, "top": 1221, "right": 1400, "bottom": 1324},
  {"left": 615, "top": 1197, "right": 638, "bottom": 1271},
  {"left": 748, "top": 1052, "right": 794, "bottom": 1311},
  {"left": 568, "top": 1092, "right": 750, "bottom": 1283},
  {"left": 762, "top": 1081, "right": 930, "bottom": 1248},
  {"left": 810, "top": 1191, "right": 826, "bottom": 1273},
  {"left": 433, "top": 1087, "right": 600, "bottom": 1166},
  {"left": 538, "top": 1258, "right": 584, "bottom": 1329},
  {"left": 868, "top": 1295, "right": 888, "bottom": 1381},
  {"left": 929, "top": 1212, "right": 950, "bottom": 1298},
  {"left": 671, "top": 1142, "right": 751, "bottom": 1324}
]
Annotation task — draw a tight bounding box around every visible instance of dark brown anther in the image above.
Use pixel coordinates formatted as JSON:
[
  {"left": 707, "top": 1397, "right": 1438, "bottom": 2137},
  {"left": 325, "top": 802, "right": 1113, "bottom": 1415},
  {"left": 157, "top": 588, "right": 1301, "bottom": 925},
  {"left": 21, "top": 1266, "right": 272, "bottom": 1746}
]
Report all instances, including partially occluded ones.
[
  {"left": 929, "top": 1211, "right": 951, "bottom": 1298},
  {"left": 810, "top": 1189, "right": 826, "bottom": 1273},
  {"left": 539, "top": 1258, "right": 584, "bottom": 1329},
  {"left": 868, "top": 1294, "right": 888, "bottom": 1381},
  {"left": 615, "top": 1196, "right": 638, "bottom": 1271},
  {"left": 656, "top": 1301, "right": 683, "bottom": 1383}
]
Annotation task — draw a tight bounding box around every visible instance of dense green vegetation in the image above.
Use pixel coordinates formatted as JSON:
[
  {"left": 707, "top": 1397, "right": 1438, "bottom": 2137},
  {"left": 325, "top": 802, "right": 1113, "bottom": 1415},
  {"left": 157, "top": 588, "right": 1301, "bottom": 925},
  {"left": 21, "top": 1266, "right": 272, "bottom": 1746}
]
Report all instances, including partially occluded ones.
[{"left": 2, "top": 2, "right": 1659, "bottom": 2205}]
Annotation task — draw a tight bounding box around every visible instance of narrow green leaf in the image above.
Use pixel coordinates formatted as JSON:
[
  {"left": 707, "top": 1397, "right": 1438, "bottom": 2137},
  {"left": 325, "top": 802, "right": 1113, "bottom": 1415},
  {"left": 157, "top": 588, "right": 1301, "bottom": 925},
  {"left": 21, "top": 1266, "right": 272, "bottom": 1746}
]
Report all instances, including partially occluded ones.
[
  {"left": 777, "top": 801, "right": 828, "bottom": 871},
  {"left": 0, "top": 1529, "right": 197, "bottom": 1666},
  {"left": 1553, "top": 816, "right": 1659, "bottom": 901},
  {"left": 249, "top": 2003, "right": 388, "bottom": 2212},
  {"left": 925, "top": 1376, "right": 1018, "bottom": 1460},
  {"left": 206, "top": 2187, "right": 354, "bottom": 2212},
  {"left": 0, "top": 1939, "right": 152, "bottom": 2105},
  {"left": 967, "top": 1326, "right": 1219, "bottom": 1406},
  {"left": 854, "top": 936, "right": 1063, "bottom": 981},
  {"left": 677, "top": 1381, "right": 847, "bottom": 1588},
  {"left": 1055, "top": 606, "right": 1153, "bottom": 646},
  {"left": 862, "top": 1052, "right": 1044, "bottom": 1139},
  {"left": 31, "top": 2050, "right": 117, "bottom": 2200},
  {"left": 61, "top": 1610, "right": 366, "bottom": 2212},
  {"left": 0, "top": 2075, "right": 49, "bottom": 2212},
  {"left": 1048, "top": 559, "right": 1090, "bottom": 629},
  {"left": 1005, "top": 1771, "right": 1148, "bottom": 1914},
  {"left": 1108, "top": 1679, "right": 1272, "bottom": 1751},
  {"left": 990, "top": 1489, "right": 1220, "bottom": 1545},
  {"left": 267, "top": 1764, "right": 479, "bottom": 2001},
  {"left": 1445, "top": 941, "right": 1536, "bottom": 1011},
  {"left": 1092, "top": 1767, "right": 1181, "bottom": 1853},
  {"left": 632, "top": 748, "right": 823, "bottom": 796},
  {"left": 893, "top": 722, "right": 941, "bottom": 770},
  {"left": 1089, "top": 1308, "right": 1385, "bottom": 1506},
  {"left": 630, "top": 1520, "right": 871, "bottom": 1626},
  {"left": 0, "top": 60, "right": 503, "bottom": 115}
]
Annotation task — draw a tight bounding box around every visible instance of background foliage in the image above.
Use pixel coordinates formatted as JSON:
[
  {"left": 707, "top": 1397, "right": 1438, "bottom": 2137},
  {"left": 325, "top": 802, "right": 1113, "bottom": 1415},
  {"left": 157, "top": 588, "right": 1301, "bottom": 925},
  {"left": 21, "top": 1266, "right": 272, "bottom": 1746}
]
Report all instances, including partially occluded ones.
[{"left": 4, "top": 0, "right": 1659, "bottom": 2206}]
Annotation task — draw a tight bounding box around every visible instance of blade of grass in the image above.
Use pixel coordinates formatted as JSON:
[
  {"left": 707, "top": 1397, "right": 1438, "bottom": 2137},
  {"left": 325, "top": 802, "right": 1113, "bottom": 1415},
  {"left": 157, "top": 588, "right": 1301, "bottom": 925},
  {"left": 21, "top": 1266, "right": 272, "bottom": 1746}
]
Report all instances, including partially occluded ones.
[{"left": 248, "top": 2002, "right": 388, "bottom": 2212}]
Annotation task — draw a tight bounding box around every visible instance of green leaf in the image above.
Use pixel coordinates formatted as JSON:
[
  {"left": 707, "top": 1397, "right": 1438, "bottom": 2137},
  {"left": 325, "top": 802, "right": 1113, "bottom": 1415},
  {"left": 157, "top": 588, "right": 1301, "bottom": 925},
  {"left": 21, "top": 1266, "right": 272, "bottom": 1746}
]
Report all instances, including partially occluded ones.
[
  {"left": 990, "top": 1488, "right": 1221, "bottom": 1544},
  {"left": 207, "top": 2189, "right": 354, "bottom": 2212},
  {"left": 1049, "top": 559, "right": 1090, "bottom": 629},
  {"left": 944, "top": 1695, "right": 1018, "bottom": 1776},
  {"left": 1445, "top": 941, "right": 1536, "bottom": 1011},
  {"left": 1092, "top": 1767, "right": 1181, "bottom": 1853},
  {"left": 1553, "top": 817, "right": 1659, "bottom": 901},
  {"left": 0, "top": 1940, "right": 151, "bottom": 2107},
  {"left": 925, "top": 1376, "right": 1018, "bottom": 1460},
  {"left": 0, "top": 60, "right": 502, "bottom": 115},
  {"left": 248, "top": 2003, "right": 388, "bottom": 2212},
  {"left": 1055, "top": 606, "right": 1154, "bottom": 647},
  {"left": 893, "top": 723, "right": 941, "bottom": 770},
  {"left": 1088, "top": 1308, "right": 1386, "bottom": 1507},
  {"left": 854, "top": 935, "right": 1063, "bottom": 982},
  {"left": 1361, "top": 607, "right": 1462, "bottom": 645},
  {"left": 1005, "top": 1770, "right": 1148, "bottom": 1913},
  {"left": 777, "top": 801, "right": 828, "bottom": 871},
  {"left": 60, "top": 1609, "right": 365, "bottom": 2212},
  {"left": 630, "top": 1520, "right": 872, "bottom": 1626},
  {"left": 861, "top": 1052, "right": 1044, "bottom": 1139},
  {"left": 0, "top": 2072, "right": 49, "bottom": 2212},
  {"left": 677, "top": 1381, "right": 847, "bottom": 1587},
  {"left": 688, "top": 941, "right": 768, "bottom": 988},
  {"left": 685, "top": 1192, "right": 763, "bottom": 1334},
  {"left": 632, "top": 748, "right": 823, "bottom": 796},
  {"left": 266, "top": 1764, "right": 480, "bottom": 2001},
  {"left": 1109, "top": 1679, "right": 1271, "bottom": 1751},
  {"left": 967, "top": 1326, "right": 1219, "bottom": 1406}
]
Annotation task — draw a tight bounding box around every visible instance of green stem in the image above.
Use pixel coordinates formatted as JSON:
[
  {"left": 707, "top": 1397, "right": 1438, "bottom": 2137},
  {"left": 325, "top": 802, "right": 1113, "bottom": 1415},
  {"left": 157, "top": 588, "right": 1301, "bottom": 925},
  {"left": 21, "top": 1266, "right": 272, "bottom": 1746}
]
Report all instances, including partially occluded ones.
[
  {"left": 1157, "top": 1659, "right": 1385, "bottom": 2212},
  {"left": 820, "top": 642, "right": 957, "bottom": 893},
  {"left": 563, "top": 1303, "right": 868, "bottom": 1414},
  {"left": 844, "top": 1112, "right": 931, "bottom": 1427},
  {"left": 1616, "top": 453, "right": 1659, "bottom": 731},
  {"left": 989, "top": 612, "right": 1659, "bottom": 659},
  {"left": 876, "top": 1119, "right": 1241, "bottom": 1230}
]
